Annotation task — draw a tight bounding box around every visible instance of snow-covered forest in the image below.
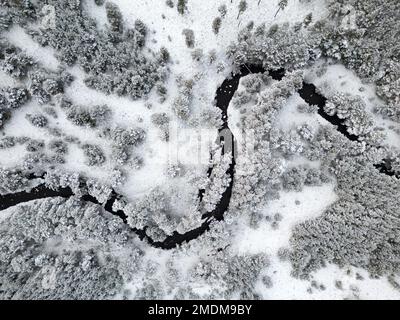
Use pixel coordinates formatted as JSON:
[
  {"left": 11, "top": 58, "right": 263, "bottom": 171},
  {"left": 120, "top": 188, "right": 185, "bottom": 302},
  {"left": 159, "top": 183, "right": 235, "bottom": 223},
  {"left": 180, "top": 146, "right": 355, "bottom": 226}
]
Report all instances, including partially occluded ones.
[{"left": 0, "top": 0, "right": 399, "bottom": 300}]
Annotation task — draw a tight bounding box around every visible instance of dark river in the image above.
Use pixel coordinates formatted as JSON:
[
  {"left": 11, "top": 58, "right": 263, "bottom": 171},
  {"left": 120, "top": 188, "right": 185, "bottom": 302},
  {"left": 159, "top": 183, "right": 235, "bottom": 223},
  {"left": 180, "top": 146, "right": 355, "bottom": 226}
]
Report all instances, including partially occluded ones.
[{"left": 0, "top": 65, "right": 396, "bottom": 249}]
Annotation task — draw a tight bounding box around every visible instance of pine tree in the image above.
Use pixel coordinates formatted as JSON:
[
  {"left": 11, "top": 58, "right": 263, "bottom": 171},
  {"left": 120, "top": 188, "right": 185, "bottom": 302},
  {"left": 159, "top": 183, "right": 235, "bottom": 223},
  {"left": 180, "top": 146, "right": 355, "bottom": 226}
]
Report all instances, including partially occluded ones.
[
  {"left": 237, "top": 0, "right": 247, "bottom": 19},
  {"left": 275, "top": 0, "right": 288, "bottom": 17},
  {"left": 177, "top": 0, "right": 187, "bottom": 15},
  {"left": 212, "top": 17, "right": 222, "bottom": 34}
]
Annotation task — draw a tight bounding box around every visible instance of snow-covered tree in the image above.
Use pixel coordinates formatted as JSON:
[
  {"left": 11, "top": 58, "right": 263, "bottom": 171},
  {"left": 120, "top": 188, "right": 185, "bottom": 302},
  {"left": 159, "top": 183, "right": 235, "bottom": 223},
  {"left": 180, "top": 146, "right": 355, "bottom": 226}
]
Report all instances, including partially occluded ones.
[
  {"left": 212, "top": 17, "right": 222, "bottom": 34},
  {"left": 182, "top": 28, "right": 195, "bottom": 48},
  {"left": 25, "top": 113, "right": 48, "bottom": 128},
  {"left": 237, "top": 0, "right": 247, "bottom": 19},
  {"left": 105, "top": 2, "right": 123, "bottom": 33},
  {"left": 82, "top": 144, "right": 106, "bottom": 166},
  {"left": 177, "top": 0, "right": 187, "bottom": 15},
  {"left": 0, "top": 169, "right": 29, "bottom": 194}
]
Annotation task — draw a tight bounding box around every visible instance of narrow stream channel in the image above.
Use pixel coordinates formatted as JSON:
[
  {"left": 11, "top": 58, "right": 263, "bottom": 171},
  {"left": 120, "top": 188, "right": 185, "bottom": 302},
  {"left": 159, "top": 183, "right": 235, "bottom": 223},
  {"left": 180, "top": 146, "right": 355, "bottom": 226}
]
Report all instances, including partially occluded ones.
[{"left": 0, "top": 65, "right": 397, "bottom": 249}]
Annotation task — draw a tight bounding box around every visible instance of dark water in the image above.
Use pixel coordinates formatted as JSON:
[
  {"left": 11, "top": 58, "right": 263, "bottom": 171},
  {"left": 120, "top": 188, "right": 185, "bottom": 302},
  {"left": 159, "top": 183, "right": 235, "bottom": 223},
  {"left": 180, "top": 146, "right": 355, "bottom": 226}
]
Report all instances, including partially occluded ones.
[
  {"left": 298, "top": 83, "right": 359, "bottom": 141},
  {"left": 297, "top": 83, "right": 398, "bottom": 177},
  {"left": 0, "top": 66, "right": 268, "bottom": 249},
  {"left": 0, "top": 65, "right": 396, "bottom": 249},
  {"left": 374, "top": 160, "right": 399, "bottom": 178},
  {"left": 0, "top": 185, "right": 73, "bottom": 210}
]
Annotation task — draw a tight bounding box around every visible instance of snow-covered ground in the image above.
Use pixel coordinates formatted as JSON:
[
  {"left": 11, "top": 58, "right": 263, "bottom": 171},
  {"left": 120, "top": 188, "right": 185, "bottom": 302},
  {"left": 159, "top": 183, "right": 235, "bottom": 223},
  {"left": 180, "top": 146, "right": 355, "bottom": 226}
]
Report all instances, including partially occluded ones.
[
  {"left": 1, "top": 0, "right": 400, "bottom": 300},
  {"left": 1, "top": 0, "right": 332, "bottom": 199}
]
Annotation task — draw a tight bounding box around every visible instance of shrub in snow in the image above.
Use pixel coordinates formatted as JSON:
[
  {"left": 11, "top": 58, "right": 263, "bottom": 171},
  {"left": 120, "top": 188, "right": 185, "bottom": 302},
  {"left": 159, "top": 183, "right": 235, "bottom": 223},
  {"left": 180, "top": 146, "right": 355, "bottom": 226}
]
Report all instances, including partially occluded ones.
[
  {"left": 270, "top": 130, "right": 304, "bottom": 158},
  {"left": 107, "top": 126, "right": 146, "bottom": 147},
  {"left": 0, "top": 107, "right": 10, "bottom": 129},
  {"left": 182, "top": 28, "right": 195, "bottom": 48},
  {"left": 102, "top": 126, "right": 145, "bottom": 165},
  {"left": 392, "top": 158, "right": 400, "bottom": 175},
  {"left": 0, "top": 136, "right": 16, "bottom": 149},
  {"left": 277, "top": 247, "right": 290, "bottom": 261},
  {"left": 66, "top": 105, "right": 110, "bottom": 128},
  {"left": 22, "top": 152, "right": 50, "bottom": 171},
  {"left": 50, "top": 153, "right": 65, "bottom": 164},
  {"left": 151, "top": 112, "right": 170, "bottom": 128},
  {"left": 124, "top": 188, "right": 170, "bottom": 233},
  {"left": 157, "top": 47, "right": 170, "bottom": 65},
  {"left": 197, "top": 107, "right": 223, "bottom": 129},
  {"left": 43, "top": 169, "right": 81, "bottom": 192},
  {"left": 107, "top": 168, "right": 126, "bottom": 187},
  {"left": 111, "top": 145, "right": 129, "bottom": 165},
  {"left": 42, "top": 78, "right": 64, "bottom": 95},
  {"left": 241, "top": 74, "right": 264, "bottom": 93},
  {"left": 304, "top": 167, "right": 325, "bottom": 186},
  {"left": 25, "top": 113, "right": 48, "bottom": 128},
  {"left": 166, "top": 163, "right": 183, "bottom": 178},
  {"left": 207, "top": 49, "right": 217, "bottom": 64},
  {"left": 131, "top": 19, "right": 147, "bottom": 48},
  {"left": 66, "top": 107, "right": 96, "bottom": 127},
  {"left": 150, "top": 212, "right": 179, "bottom": 239},
  {"left": 26, "top": 139, "right": 45, "bottom": 152},
  {"left": 151, "top": 112, "right": 171, "bottom": 139},
  {"left": 0, "top": 12, "right": 12, "bottom": 31},
  {"left": 136, "top": 280, "right": 163, "bottom": 299},
  {"left": 281, "top": 167, "right": 307, "bottom": 192},
  {"left": 1, "top": 137, "right": 29, "bottom": 149},
  {"left": 29, "top": 71, "right": 51, "bottom": 104},
  {"left": 231, "top": 90, "right": 252, "bottom": 108},
  {"left": 2, "top": 87, "right": 29, "bottom": 109},
  {"left": 218, "top": 4, "right": 227, "bottom": 18},
  {"left": 105, "top": 2, "right": 123, "bottom": 33},
  {"left": 303, "top": 12, "right": 313, "bottom": 27},
  {"left": 297, "top": 124, "right": 315, "bottom": 141},
  {"left": 48, "top": 139, "right": 68, "bottom": 155},
  {"left": 0, "top": 169, "right": 29, "bottom": 194},
  {"left": 173, "top": 77, "right": 193, "bottom": 120},
  {"left": 86, "top": 179, "right": 113, "bottom": 204},
  {"left": 191, "top": 48, "right": 203, "bottom": 62},
  {"left": 89, "top": 104, "right": 112, "bottom": 124},
  {"left": 2, "top": 51, "right": 34, "bottom": 79},
  {"left": 275, "top": 0, "right": 288, "bottom": 17},
  {"left": 155, "top": 83, "right": 168, "bottom": 102},
  {"left": 374, "top": 102, "right": 400, "bottom": 124},
  {"left": 262, "top": 275, "right": 273, "bottom": 288},
  {"left": 82, "top": 144, "right": 106, "bottom": 166},
  {"left": 237, "top": 0, "right": 247, "bottom": 19}
]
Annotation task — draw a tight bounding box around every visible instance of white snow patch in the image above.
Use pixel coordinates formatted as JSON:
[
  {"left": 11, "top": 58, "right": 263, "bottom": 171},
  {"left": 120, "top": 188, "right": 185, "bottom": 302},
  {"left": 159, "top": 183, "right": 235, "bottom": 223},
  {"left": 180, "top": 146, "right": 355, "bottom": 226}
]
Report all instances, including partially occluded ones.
[
  {"left": 233, "top": 183, "right": 338, "bottom": 255},
  {"left": 257, "top": 257, "right": 400, "bottom": 300}
]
